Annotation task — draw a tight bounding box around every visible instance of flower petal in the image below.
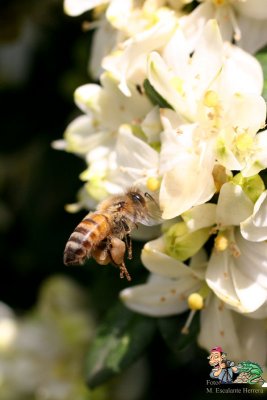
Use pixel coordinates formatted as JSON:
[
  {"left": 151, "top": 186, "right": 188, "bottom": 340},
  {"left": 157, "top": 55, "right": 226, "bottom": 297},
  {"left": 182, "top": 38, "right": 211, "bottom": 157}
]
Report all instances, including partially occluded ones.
[
  {"left": 240, "top": 191, "right": 267, "bottom": 241},
  {"left": 64, "top": 0, "right": 109, "bottom": 16},
  {"left": 63, "top": 115, "right": 112, "bottom": 154},
  {"left": 120, "top": 277, "right": 199, "bottom": 317},
  {"left": 198, "top": 295, "right": 267, "bottom": 363},
  {"left": 183, "top": 203, "right": 217, "bottom": 230},
  {"left": 190, "top": 20, "right": 223, "bottom": 99},
  {"left": 216, "top": 182, "right": 254, "bottom": 227},
  {"left": 198, "top": 295, "right": 243, "bottom": 360},
  {"left": 141, "top": 237, "right": 193, "bottom": 279},
  {"left": 237, "top": 14, "right": 267, "bottom": 53},
  {"left": 235, "top": 230, "right": 267, "bottom": 289},
  {"left": 207, "top": 232, "right": 267, "bottom": 313},
  {"left": 147, "top": 52, "right": 186, "bottom": 116},
  {"left": 160, "top": 139, "right": 216, "bottom": 219}
]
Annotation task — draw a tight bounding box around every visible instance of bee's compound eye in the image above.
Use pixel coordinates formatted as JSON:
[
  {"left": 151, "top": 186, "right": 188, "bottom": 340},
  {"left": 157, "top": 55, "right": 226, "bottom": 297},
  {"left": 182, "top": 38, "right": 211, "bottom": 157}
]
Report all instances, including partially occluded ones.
[{"left": 131, "top": 192, "right": 144, "bottom": 204}]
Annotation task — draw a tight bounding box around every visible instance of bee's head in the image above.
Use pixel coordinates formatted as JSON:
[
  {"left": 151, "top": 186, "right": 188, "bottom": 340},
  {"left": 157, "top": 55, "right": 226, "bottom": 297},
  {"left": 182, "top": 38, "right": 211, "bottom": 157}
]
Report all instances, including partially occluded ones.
[{"left": 128, "top": 190, "right": 146, "bottom": 207}]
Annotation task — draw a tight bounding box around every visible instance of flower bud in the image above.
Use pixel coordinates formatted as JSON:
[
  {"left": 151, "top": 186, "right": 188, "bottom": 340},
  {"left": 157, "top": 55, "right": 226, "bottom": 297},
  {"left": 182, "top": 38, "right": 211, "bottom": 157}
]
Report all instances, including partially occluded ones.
[
  {"left": 164, "top": 221, "right": 210, "bottom": 261},
  {"left": 232, "top": 173, "right": 265, "bottom": 203}
]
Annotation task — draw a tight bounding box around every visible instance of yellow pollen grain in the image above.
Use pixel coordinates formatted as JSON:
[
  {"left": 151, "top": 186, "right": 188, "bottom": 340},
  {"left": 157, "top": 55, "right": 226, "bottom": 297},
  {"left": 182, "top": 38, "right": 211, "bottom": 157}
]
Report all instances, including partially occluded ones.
[
  {"left": 220, "top": 330, "right": 225, "bottom": 337},
  {"left": 235, "top": 133, "right": 253, "bottom": 152},
  {"left": 170, "top": 76, "right": 184, "bottom": 95},
  {"left": 203, "top": 90, "right": 219, "bottom": 108},
  {"left": 213, "top": 0, "right": 225, "bottom": 6},
  {"left": 187, "top": 293, "right": 204, "bottom": 311},
  {"left": 160, "top": 296, "right": 166, "bottom": 302},
  {"left": 146, "top": 177, "right": 160, "bottom": 191},
  {"left": 214, "top": 234, "right": 228, "bottom": 251}
]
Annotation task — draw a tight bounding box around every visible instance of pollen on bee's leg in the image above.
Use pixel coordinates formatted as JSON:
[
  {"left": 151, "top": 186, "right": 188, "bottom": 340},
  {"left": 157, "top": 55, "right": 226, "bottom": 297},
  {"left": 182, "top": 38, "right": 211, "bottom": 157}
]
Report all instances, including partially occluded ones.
[{"left": 119, "top": 262, "right": 132, "bottom": 281}]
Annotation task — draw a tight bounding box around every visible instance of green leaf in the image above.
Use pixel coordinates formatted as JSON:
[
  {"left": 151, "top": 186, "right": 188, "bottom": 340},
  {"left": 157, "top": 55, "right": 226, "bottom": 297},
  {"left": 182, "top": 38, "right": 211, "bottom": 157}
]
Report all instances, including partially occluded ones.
[
  {"left": 256, "top": 50, "right": 267, "bottom": 102},
  {"left": 85, "top": 302, "right": 156, "bottom": 388},
  {"left": 143, "top": 79, "right": 173, "bottom": 109},
  {"left": 157, "top": 312, "right": 200, "bottom": 356}
]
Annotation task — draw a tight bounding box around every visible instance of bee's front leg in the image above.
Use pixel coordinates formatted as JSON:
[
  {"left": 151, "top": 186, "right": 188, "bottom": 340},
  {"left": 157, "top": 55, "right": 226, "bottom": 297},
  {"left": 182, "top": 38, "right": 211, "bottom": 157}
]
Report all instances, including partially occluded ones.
[
  {"left": 120, "top": 218, "right": 133, "bottom": 260},
  {"left": 125, "top": 233, "right": 132, "bottom": 260}
]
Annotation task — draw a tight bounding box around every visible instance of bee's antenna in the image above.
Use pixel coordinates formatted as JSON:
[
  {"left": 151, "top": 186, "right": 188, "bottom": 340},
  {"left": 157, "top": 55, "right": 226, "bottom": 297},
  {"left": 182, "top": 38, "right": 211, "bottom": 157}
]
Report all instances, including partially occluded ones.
[{"left": 144, "top": 192, "right": 157, "bottom": 204}]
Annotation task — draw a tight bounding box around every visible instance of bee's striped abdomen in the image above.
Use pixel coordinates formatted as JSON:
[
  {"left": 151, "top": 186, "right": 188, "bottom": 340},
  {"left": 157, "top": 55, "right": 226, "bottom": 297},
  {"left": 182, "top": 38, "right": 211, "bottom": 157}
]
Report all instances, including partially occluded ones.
[{"left": 63, "top": 213, "right": 111, "bottom": 266}]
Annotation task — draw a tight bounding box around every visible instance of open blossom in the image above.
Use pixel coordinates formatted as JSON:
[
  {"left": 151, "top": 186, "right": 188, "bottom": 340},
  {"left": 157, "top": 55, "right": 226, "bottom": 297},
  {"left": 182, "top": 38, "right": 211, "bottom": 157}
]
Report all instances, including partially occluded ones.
[
  {"left": 182, "top": 0, "right": 267, "bottom": 54},
  {"left": 64, "top": 0, "right": 182, "bottom": 80},
  {"left": 53, "top": 72, "right": 152, "bottom": 206},
  {"left": 146, "top": 19, "right": 266, "bottom": 218},
  {"left": 120, "top": 236, "right": 267, "bottom": 364},
  {"left": 58, "top": 0, "right": 267, "bottom": 372},
  {"left": 183, "top": 180, "right": 267, "bottom": 314}
]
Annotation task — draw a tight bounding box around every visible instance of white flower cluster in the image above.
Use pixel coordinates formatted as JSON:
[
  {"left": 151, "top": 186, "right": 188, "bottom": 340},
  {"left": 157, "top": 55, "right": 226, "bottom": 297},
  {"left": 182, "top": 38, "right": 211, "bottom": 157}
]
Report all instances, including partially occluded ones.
[
  {"left": 0, "top": 277, "right": 96, "bottom": 400},
  {"left": 56, "top": 0, "right": 267, "bottom": 363}
]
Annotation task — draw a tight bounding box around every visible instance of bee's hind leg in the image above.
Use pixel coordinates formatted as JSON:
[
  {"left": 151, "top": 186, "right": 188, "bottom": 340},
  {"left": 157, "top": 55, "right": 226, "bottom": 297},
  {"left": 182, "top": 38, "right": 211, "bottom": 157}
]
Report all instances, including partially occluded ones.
[
  {"left": 109, "top": 237, "right": 132, "bottom": 281},
  {"left": 118, "top": 261, "right": 131, "bottom": 282}
]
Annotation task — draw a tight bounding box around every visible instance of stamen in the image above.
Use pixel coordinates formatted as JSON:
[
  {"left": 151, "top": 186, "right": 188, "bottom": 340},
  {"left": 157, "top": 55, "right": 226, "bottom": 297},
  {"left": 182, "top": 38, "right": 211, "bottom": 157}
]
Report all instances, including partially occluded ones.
[
  {"left": 214, "top": 234, "right": 229, "bottom": 252},
  {"left": 203, "top": 90, "right": 219, "bottom": 108},
  {"left": 181, "top": 309, "right": 197, "bottom": 335},
  {"left": 146, "top": 177, "right": 160, "bottom": 191},
  {"left": 229, "top": 241, "right": 241, "bottom": 257},
  {"left": 181, "top": 289, "right": 208, "bottom": 335},
  {"left": 228, "top": 6, "right": 241, "bottom": 41},
  {"left": 188, "top": 293, "right": 204, "bottom": 310}
]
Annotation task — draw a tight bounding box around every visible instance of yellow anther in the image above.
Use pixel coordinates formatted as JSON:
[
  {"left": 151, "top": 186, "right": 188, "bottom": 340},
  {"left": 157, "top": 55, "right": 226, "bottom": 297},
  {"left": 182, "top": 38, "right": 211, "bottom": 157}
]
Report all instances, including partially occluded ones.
[
  {"left": 203, "top": 90, "right": 219, "bottom": 108},
  {"left": 213, "top": 0, "right": 226, "bottom": 5},
  {"left": 214, "top": 234, "right": 229, "bottom": 252},
  {"left": 170, "top": 76, "right": 184, "bottom": 95},
  {"left": 188, "top": 293, "right": 204, "bottom": 311},
  {"left": 235, "top": 133, "right": 253, "bottom": 152},
  {"left": 146, "top": 177, "right": 160, "bottom": 191}
]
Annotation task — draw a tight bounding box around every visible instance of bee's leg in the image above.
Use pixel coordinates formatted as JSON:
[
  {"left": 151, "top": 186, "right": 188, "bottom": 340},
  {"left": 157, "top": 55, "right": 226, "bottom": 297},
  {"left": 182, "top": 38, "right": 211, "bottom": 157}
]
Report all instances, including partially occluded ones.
[
  {"left": 121, "top": 219, "right": 133, "bottom": 260},
  {"left": 109, "top": 237, "right": 132, "bottom": 281},
  {"left": 91, "top": 240, "right": 111, "bottom": 265},
  {"left": 119, "top": 261, "right": 131, "bottom": 282},
  {"left": 125, "top": 233, "right": 132, "bottom": 260}
]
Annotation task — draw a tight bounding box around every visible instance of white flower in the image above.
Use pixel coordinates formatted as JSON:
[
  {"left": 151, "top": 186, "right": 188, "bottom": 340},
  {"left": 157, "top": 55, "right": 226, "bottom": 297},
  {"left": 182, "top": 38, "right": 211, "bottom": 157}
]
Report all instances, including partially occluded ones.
[
  {"left": 64, "top": 0, "right": 110, "bottom": 16},
  {"left": 146, "top": 20, "right": 266, "bottom": 217},
  {"left": 159, "top": 113, "right": 216, "bottom": 219},
  {"left": 240, "top": 190, "right": 267, "bottom": 241},
  {"left": 103, "top": 7, "right": 177, "bottom": 96},
  {"left": 198, "top": 294, "right": 267, "bottom": 365},
  {"left": 120, "top": 235, "right": 267, "bottom": 363},
  {"left": 120, "top": 236, "right": 206, "bottom": 316},
  {"left": 183, "top": 181, "right": 267, "bottom": 314},
  {"left": 53, "top": 72, "right": 152, "bottom": 204},
  {"left": 147, "top": 20, "right": 264, "bottom": 122},
  {"left": 182, "top": 0, "right": 267, "bottom": 54}
]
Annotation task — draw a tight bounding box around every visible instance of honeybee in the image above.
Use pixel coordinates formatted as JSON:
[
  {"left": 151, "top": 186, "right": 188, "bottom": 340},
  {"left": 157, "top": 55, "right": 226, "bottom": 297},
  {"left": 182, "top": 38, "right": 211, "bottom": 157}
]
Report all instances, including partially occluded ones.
[{"left": 63, "top": 188, "right": 161, "bottom": 281}]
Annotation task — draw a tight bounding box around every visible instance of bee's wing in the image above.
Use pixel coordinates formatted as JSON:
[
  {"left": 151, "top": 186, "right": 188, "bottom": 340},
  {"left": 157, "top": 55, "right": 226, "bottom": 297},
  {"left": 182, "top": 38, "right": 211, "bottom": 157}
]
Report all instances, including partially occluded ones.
[{"left": 141, "top": 193, "right": 163, "bottom": 226}]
